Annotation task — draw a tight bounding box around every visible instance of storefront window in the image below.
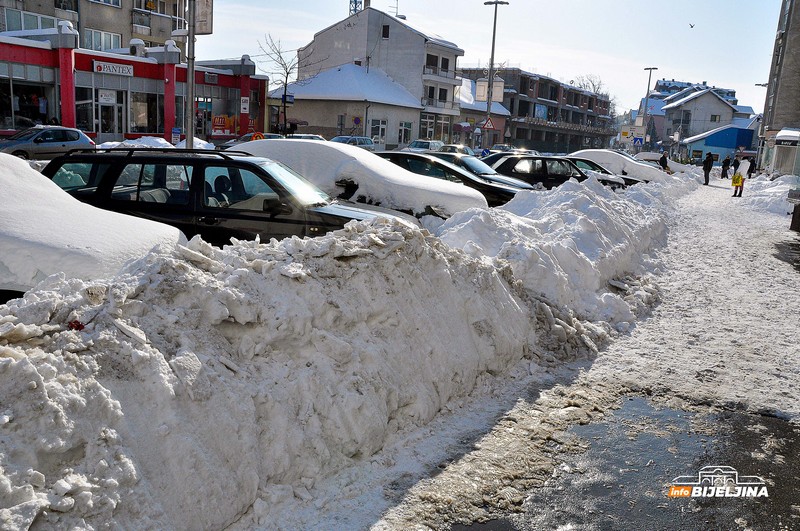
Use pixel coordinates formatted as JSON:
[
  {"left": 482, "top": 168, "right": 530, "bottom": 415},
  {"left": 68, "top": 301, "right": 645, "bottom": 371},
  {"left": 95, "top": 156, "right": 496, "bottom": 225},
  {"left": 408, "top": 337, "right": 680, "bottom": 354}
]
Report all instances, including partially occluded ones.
[
  {"left": 435, "top": 115, "right": 451, "bottom": 143},
  {"left": 76, "top": 87, "right": 93, "bottom": 131},
  {"left": 130, "top": 93, "right": 163, "bottom": 133},
  {"left": 370, "top": 119, "right": 386, "bottom": 144},
  {"left": 399, "top": 121, "right": 412, "bottom": 144},
  {"left": 420, "top": 113, "right": 435, "bottom": 140}
]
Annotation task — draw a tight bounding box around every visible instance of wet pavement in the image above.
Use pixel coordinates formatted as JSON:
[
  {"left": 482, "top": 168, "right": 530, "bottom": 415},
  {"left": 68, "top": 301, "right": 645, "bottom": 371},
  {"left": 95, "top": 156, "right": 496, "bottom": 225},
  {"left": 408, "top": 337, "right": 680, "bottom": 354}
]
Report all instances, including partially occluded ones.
[{"left": 453, "top": 396, "right": 800, "bottom": 531}]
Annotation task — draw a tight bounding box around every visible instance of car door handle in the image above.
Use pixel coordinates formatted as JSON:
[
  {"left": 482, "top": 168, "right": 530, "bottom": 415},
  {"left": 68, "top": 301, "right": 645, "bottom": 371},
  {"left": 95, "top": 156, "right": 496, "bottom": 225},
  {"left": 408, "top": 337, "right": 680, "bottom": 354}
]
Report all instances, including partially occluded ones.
[{"left": 198, "top": 216, "right": 221, "bottom": 225}]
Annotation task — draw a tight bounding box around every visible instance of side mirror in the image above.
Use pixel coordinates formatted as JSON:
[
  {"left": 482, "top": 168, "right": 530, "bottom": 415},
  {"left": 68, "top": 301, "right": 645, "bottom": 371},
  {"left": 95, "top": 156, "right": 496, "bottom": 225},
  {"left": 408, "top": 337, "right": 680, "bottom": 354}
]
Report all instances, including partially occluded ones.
[{"left": 263, "top": 197, "right": 291, "bottom": 214}]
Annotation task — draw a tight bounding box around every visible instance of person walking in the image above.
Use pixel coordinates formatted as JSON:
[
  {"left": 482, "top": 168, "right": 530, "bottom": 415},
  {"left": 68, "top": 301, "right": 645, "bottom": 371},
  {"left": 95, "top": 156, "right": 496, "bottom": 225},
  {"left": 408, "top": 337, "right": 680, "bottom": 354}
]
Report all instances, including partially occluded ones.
[
  {"left": 747, "top": 157, "right": 756, "bottom": 178},
  {"left": 731, "top": 158, "right": 749, "bottom": 197},
  {"left": 702, "top": 152, "right": 714, "bottom": 185},
  {"left": 733, "top": 156, "right": 741, "bottom": 175},
  {"left": 721, "top": 155, "right": 731, "bottom": 179},
  {"left": 659, "top": 152, "right": 669, "bottom": 171}
]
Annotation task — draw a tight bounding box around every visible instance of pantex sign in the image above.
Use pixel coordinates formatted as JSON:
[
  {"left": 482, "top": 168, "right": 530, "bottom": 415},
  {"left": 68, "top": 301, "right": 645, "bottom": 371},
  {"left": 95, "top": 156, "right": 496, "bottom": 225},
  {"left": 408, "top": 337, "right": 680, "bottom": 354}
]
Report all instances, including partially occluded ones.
[{"left": 93, "top": 61, "right": 134, "bottom": 77}]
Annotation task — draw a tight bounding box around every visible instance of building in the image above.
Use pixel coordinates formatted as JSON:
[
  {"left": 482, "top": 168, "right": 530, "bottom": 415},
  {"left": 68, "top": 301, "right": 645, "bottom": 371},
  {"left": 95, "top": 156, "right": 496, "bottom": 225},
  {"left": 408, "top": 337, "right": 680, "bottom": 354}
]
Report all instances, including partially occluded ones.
[
  {"left": 459, "top": 67, "right": 614, "bottom": 153},
  {"left": 267, "top": 63, "right": 422, "bottom": 148},
  {"left": 0, "top": 24, "right": 267, "bottom": 143},
  {"left": 296, "top": 6, "right": 463, "bottom": 145},
  {"left": 759, "top": 0, "right": 800, "bottom": 230},
  {"left": 453, "top": 77, "right": 510, "bottom": 149},
  {"left": 0, "top": 0, "right": 187, "bottom": 53}
]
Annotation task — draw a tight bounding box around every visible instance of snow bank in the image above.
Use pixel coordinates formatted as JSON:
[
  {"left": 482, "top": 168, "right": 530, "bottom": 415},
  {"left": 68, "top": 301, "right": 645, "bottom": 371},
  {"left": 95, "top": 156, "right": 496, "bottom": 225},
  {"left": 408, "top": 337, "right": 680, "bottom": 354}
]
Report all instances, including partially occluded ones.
[
  {"left": 739, "top": 174, "right": 796, "bottom": 216},
  {"left": 237, "top": 139, "right": 488, "bottom": 218},
  {"left": 436, "top": 174, "right": 696, "bottom": 324},
  {"left": 98, "top": 137, "right": 175, "bottom": 149},
  {"left": 570, "top": 149, "right": 670, "bottom": 183},
  {"left": 174, "top": 137, "right": 215, "bottom": 150},
  {"left": 0, "top": 219, "right": 532, "bottom": 529},
  {"left": 0, "top": 154, "right": 185, "bottom": 292}
]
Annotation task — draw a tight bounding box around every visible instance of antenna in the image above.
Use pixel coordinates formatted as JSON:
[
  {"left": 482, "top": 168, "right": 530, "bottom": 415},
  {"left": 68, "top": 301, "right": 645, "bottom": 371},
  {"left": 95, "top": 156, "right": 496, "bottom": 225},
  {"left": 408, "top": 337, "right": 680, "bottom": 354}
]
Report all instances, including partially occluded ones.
[
  {"left": 391, "top": 0, "right": 400, "bottom": 16},
  {"left": 349, "top": 0, "right": 362, "bottom": 16}
]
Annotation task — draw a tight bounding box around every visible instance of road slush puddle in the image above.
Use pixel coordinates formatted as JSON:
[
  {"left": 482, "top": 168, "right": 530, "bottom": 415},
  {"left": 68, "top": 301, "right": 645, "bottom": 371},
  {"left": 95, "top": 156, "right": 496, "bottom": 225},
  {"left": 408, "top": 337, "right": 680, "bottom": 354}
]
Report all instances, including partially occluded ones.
[{"left": 453, "top": 396, "right": 800, "bottom": 531}]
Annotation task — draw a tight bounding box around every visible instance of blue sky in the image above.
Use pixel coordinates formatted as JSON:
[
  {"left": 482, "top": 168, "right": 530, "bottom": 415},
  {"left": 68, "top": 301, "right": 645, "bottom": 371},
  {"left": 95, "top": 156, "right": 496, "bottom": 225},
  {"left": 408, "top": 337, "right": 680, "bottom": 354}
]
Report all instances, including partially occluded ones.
[{"left": 195, "top": 0, "right": 781, "bottom": 114}]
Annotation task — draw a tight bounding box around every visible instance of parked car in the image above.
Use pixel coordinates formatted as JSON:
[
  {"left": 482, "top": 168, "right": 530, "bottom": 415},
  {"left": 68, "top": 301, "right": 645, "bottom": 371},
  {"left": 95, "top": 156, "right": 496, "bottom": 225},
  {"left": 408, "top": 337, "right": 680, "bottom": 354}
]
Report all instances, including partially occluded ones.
[
  {"left": 401, "top": 139, "right": 444, "bottom": 153},
  {"left": 480, "top": 151, "right": 517, "bottom": 168},
  {"left": 41, "top": 148, "right": 418, "bottom": 248},
  {"left": 218, "top": 132, "right": 282, "bottom": 150},
  {"left": 438, "top": 144, "right": 476, "bottom": 156},
  {"left": 330, "top": 135, "right": 375, "bottom": 151},
  {"left": 491, "top": 154, "right": 627, "bottom": 190},
  {"left": 236, "top": 139, "right": 488, "bottom": 218},
  {"left": 376, "top": 151, "right": 532, "bottom": 206},
  {"left": 286, "top": 134, "right": 327, "bottom": 140},
  {"left": 429, "top": 152, "right": 537, "bottom": 189},
  {"left": 1, "top": 153, "right": 184, "bottom": 303},
  {"left": 0, "top": 125, "right": 95, "bottom": 159},
  {"left": 570, "top": 149, "right": 667, "bottom": 183},
  {"left": 490, "top": 143, "right": 516, "bottom": 152},
  {"left": 565, "top": 156, "right": 646, "bottom": 187}
]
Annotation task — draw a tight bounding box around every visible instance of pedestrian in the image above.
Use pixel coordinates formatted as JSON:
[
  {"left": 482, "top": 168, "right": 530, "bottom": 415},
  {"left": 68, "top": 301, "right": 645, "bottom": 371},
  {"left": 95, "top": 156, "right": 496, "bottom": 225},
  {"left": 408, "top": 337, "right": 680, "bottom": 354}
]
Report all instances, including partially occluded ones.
[
  {"left": 702, "top": 152, "right": 713, "bottom": 185},
  {"left": 659, "top": 152, "right": 669, "bottom": 171},
  {"left": 747, "top": 157, "right": 756, "bottom": 178},
  {"left": 721, "top": 155, "right": 731, "bottom": 179},
  {"left": 731, "top": 158, "right": 749, "bottom": 197},
  {"left": 733, "top": 156, "right": 740, "bottom": 174}
]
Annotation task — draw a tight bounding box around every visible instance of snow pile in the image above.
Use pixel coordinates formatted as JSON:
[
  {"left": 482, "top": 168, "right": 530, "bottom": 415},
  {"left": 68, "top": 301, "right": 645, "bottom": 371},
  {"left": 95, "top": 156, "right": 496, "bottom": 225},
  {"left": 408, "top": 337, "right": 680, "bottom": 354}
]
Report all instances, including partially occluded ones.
[
  {"left": 237, "top": 139, "right": 488, "bottom": 217},
  {"left": 98, "top": 137, "right": 175, "bottom": 149},
  {"left": 570, "top": 149, "right": 670, "bottom": 183},
  {"left": 0, "top": 219, "right": 533, "bottom": 529},
  {"left": 0, "top": 154, "right": 185, "bottom": 292},
  {"left": 739, "top": 174, "right": 796, "bottom": 215},
  {"left": 435, "top": 174, "right": 696, "bottom": 324},
  {"left": 174, "top": 137, "right": 215, "bottom": 150}
]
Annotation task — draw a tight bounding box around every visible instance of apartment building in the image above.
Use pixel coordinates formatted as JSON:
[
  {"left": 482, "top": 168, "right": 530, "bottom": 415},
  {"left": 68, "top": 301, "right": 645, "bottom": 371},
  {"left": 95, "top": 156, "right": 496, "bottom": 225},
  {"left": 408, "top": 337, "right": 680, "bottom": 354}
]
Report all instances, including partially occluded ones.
[
  {"left": 460, "top": 67, "right": 614, "bottom": 153},
  {"left": 296, "top": 6, "right": 463, "bottom": 143}
]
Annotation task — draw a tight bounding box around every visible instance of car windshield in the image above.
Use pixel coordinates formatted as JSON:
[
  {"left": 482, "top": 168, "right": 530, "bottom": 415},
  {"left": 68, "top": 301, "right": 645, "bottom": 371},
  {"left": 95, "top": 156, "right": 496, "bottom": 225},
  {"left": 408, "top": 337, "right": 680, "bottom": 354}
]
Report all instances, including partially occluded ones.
[
  {"left": 8, "top": 128, "right": 41, "bottom": 141},
  {"left": 258, "top": 160, "right": 329, "bottom": 206},
  {"left": 460, "top": 156, "right": 497, "bottom": 175},
  {"left": 330, "top": 136, "right": 350, "bottom": 143},
  {"left": 408, "top": 140, "right": 429, "bottom": 149}
]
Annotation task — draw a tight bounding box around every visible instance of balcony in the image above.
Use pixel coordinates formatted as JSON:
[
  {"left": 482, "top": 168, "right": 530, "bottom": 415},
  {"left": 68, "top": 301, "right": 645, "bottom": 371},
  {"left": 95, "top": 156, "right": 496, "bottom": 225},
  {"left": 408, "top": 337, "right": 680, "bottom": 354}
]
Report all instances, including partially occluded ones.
[
  {"left": 512, "top": 115, "right": 615, "bottom": 135},
  {"left": 421, "top": 97, "right": 459, "bottom": 111},
  {"left": 55, "top": 0, "right": 78, "bottom": 11},
  {"left": 423, "top": 66, "right": 457, "bottom": 84}
]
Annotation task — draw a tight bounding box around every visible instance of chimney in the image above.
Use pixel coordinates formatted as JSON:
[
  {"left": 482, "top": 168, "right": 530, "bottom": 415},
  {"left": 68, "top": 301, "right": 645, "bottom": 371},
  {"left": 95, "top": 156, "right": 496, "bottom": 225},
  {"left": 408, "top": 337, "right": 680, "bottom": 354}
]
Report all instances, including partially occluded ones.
[{"left": 364, "top": 0, "right": 370, "bottom": 6}]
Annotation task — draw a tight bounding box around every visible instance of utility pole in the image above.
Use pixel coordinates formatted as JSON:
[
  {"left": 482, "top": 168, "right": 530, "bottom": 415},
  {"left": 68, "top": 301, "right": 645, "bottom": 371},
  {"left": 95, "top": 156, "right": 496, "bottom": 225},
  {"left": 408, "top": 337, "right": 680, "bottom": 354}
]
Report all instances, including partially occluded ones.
[
  {"left": 642, "top": 66, "right": 658, "bottom": 151},
  {"left": 483, "top": 1, "right": 508, "bottom": 149},
  {"left": 184, "top": 0, "right": 196, "bottom": 148}
]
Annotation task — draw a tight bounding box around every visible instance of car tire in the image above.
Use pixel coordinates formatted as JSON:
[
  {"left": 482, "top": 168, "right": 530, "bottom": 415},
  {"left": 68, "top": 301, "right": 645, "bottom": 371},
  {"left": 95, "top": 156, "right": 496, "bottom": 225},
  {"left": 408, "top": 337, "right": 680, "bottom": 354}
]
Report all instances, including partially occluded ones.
[{"left": 11, "top": 151, "right": 28, "bottom": 160}]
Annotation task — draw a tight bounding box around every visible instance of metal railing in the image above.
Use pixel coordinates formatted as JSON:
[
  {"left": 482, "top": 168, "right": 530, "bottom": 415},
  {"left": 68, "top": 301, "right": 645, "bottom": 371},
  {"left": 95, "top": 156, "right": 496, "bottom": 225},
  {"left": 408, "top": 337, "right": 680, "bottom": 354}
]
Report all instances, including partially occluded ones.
[
  {"left": 423, "top": 66, "right": 456, "bottom": 80},
  {"left": 420, "top": 98, "right": 459, "bottom": 110}
]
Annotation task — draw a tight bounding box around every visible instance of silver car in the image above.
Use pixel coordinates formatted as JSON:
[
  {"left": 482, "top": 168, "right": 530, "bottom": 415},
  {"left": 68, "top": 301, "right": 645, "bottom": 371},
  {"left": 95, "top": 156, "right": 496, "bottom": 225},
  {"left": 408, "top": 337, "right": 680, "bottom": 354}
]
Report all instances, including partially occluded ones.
[{"left": 0, "top": 126, "right": 95, "bottom": 159}]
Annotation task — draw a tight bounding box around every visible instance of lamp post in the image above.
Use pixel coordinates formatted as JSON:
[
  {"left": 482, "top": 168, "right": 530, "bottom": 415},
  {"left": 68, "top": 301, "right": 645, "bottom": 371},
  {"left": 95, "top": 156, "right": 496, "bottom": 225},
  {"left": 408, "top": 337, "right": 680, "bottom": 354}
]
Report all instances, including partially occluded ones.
[
  {"left": 484, "top": 0, "right": 508, "bottom": 149},
  {"left": 754, "top": 83, "right": 769, "bottom": 170},
  {"left": 642, "top": 66, "right": 658, "bottom": 151},
  {"left": 183, "top": 0, "right": 196, "bottom": 149}
]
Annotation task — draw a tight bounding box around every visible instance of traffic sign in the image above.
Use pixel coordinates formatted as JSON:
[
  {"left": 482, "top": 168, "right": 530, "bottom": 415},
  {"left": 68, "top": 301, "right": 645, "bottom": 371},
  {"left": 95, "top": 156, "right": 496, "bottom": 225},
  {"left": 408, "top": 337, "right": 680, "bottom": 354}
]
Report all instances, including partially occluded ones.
[
  {"left": 483, "top": 117, "right": 496, "bottom": 130},
  {"left": 633, "top": 137, "right": 644, "bottom": 146}
]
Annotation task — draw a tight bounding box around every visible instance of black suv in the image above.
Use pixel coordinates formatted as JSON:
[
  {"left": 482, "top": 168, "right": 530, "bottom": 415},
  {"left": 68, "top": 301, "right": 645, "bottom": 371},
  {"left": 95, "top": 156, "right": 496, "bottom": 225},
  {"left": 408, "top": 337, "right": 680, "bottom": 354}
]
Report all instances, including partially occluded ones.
[
  {"left": 42, "top": 148, "right": 417, "bottom": 247},
  {"left": 491, "top": 154, "right": 626, "bottom": 190}
]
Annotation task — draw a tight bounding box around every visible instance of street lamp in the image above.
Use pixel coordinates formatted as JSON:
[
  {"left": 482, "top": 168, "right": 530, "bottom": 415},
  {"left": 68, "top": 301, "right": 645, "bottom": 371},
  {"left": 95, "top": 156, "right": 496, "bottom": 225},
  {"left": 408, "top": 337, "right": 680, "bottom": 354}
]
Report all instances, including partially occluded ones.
[
  {"left": 483, "top": 0, "right": 508, "bottom": 149},
  {"left": 642, "top": 66, "right": 658, "bottom": 151},
  {"left": 183, "top": 0, "right": 196, "bottom": 149}
]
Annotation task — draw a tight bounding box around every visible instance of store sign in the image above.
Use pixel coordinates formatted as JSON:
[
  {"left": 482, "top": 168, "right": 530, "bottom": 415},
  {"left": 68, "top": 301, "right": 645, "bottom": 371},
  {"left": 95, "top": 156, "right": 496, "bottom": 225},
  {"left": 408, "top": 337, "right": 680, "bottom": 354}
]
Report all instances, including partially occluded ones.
[
  {"left": 240, "top": 97, "right": 249, "bottom": 114},
  {"left": 98, "top": 89, "right": 116, "bottom": 104},
  {"left": 93, "top": 61, "right": 133, "bottom": 77}
]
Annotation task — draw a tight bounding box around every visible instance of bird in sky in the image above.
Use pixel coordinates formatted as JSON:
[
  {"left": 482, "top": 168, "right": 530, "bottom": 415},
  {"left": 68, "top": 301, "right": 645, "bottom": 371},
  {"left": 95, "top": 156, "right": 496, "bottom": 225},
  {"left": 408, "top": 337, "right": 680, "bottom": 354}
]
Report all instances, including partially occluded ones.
[{"left": 689, "top": 23, "right": 695, "bottom": 28}]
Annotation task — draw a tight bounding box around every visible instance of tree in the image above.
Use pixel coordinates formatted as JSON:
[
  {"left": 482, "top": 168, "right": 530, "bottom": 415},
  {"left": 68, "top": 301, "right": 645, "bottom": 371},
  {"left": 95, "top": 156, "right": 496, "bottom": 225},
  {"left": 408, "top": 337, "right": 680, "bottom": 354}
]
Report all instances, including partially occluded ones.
[
  {"left": 574, "top": 74, "right": 606, "bottom": 95},
  {"left": 256, "top": 34, "right": 326, "bottom": 134}
]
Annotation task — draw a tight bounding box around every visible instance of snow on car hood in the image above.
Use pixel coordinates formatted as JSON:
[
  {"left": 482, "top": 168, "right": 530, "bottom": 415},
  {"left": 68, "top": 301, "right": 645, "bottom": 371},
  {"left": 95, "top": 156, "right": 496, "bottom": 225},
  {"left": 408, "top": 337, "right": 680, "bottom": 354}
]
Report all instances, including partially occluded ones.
[
  {"left": 570, "top": 149, "right": 670, "bottom": 183},
  {"left": 0, "top": 154, "right": 186, "bottom": 292},
  {"left": 236, "top": 139, "right": 488, "bottom": 217}
]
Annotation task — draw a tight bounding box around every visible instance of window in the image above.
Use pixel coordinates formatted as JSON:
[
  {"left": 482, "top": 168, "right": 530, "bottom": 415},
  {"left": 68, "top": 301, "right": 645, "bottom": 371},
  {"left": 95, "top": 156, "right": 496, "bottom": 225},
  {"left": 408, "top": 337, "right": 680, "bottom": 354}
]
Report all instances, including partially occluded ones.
[
  {"left": 89, "top": 0, "right": 121, "bottom": 6},
  {"left": 112, "top": 164, "right": 190, "bottom": 204},
  {"left": 5, "top": 9, "right": 59, "bottom": 31},
  {"left": 83, "top": 29, "right": 121, "bottom": 51},
  {"left": 203, "top": 166, "right": 278, "bottom": 210},
  {"left": 382, "top": 24, "right": 390, "bottom": 39},
  {"left": 370, "top": 119, "right": 386, "bottom": 144},
  {"left": 512, "top": 159, "right": 543, "bottom": 175},
  {"left": 438, "top": 88, "right": 448, "bottom": 102},
  {"left": 710, "top": 114, "right": 720, "bottom": 122},
  {"left": 131, "top": 93, "right": 164, "bottom": 133},
  {"left": 440, "top": 57, "right": 449, "bottom": 72},
  {"left": 419, "top": 113, "right": 435, "bottom": 140},
  {"left": 399, "top": 121, "right": 412, "bottom": 144}
]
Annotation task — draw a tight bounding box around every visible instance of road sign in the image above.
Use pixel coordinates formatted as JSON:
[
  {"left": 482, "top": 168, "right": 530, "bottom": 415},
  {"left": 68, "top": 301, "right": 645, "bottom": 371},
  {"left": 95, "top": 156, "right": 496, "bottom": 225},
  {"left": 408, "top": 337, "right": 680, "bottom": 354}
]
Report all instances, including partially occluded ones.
[
  {"left": 483, "top": 117, "right": 496, "bottom": 130},
  {"left": 633, "top": 137, "right": 644, "bottom": 146}
]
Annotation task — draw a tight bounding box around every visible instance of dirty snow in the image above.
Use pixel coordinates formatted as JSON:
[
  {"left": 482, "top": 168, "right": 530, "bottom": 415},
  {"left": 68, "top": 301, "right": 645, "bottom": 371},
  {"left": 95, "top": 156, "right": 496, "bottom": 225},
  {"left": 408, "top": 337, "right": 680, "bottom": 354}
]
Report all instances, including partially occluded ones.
[{"left": 0, "top": 162, "right": 797, "bottom": 529}]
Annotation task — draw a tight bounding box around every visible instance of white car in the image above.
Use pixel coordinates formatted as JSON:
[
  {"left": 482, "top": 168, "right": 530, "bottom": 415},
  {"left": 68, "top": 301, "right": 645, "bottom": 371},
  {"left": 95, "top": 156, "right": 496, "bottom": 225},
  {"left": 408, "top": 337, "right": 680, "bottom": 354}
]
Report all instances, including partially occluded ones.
[
  {"left": 633, "top": 151, "right": 697, "bottom": 174},
  {"left": 569, "top": 149, "right": 668, "bottom": 183},
  {"left": 236, "top": 139, "right": 488, "bottom": 218},
  {"left": 401, "top": 139, "right": 444, "bottom": 153},
  {"left": 0, "top": 154, "right": 186, "bottom": 302}
]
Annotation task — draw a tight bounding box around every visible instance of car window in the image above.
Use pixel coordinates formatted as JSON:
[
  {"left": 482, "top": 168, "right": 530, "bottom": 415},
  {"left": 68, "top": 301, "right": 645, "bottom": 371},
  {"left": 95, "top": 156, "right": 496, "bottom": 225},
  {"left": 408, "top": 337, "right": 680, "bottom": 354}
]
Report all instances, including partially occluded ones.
[
  {"left": 110, "top": 163, "right": 190, "bottom": 204},
  {"left": 38, "top": 130, "right": 57, "bottom": 142},
  {"left": 51, "top": 162, "right": 92, "bottom": 190},
  {"left": 512, "top": 158, "right": 543, "bottom": 175},
  {"left": 65, "top": 131, "right": 81, "bottom": 142},
  {"left": 546, "top": 160, "right": 580, "bottom": 177},
  {"left": 203, "top": 165, "right": 278, "bottom": 210}
]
